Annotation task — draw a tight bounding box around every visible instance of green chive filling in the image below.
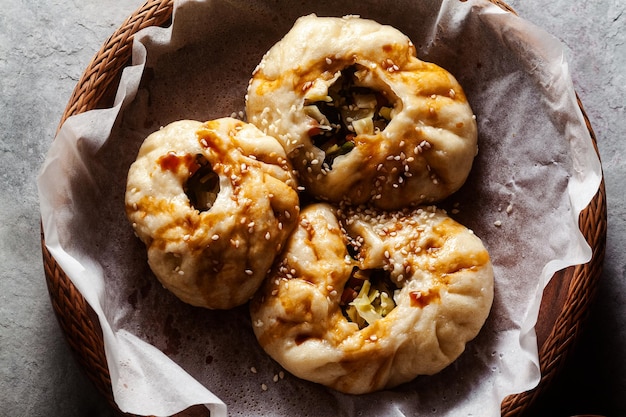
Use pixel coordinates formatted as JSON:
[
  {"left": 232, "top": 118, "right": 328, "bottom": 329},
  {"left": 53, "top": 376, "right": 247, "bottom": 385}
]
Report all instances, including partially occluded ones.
[
  {"left": 185, "top": 154, "right": 219, "bottom": 212},
  {"left": 305, "top": 65, "right": 392, "bottom": 168},
  {"left": 341, "top": 267, "right": 397, "bottom": 329}
]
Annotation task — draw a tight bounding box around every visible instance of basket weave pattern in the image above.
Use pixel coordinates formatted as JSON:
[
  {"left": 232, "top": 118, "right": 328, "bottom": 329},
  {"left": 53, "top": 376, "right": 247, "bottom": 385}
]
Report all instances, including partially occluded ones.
[{"left": 41, "top": 1, "right": 606, "bottom": 416}]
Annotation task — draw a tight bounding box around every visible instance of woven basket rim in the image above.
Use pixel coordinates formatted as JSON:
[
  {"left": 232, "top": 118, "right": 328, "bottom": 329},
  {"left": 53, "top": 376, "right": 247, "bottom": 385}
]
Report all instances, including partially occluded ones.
[{"left": 42, "top": 1, "right": 607, "bottom": 416}]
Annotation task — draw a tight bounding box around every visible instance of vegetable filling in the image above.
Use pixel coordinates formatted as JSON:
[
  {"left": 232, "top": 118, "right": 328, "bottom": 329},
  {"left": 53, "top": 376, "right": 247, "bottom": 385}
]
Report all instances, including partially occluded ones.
[
  {"left": 185, "top": 154, "right": 219, "bottom": 212},
  {"left": 341, "top": 267, "right": 397, "bottom": 329},
  {"left": 305, "top": 65, "right": 393, "bottom": 168}
]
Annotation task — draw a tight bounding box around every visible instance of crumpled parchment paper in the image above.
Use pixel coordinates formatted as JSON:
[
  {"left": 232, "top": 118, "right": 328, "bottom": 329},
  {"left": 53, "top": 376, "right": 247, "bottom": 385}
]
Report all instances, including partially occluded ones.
[{"left": 38, "top": 0, "right": 602, "bottom": 416}]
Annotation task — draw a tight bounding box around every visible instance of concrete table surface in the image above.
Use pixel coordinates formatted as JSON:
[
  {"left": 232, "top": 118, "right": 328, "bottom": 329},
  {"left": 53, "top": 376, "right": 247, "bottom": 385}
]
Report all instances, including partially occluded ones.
[{"left": 0, "top": 0, "right": 623, "bottom": 416}]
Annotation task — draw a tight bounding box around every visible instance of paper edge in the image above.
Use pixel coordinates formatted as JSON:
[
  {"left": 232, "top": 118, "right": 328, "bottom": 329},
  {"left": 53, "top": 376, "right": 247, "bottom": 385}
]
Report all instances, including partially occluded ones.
[
  {"left": 37, "top": 3, "right": 228, "bottom": 415},
  {"left": 474, "top": 0, "right": 603, "bottom": 400}
]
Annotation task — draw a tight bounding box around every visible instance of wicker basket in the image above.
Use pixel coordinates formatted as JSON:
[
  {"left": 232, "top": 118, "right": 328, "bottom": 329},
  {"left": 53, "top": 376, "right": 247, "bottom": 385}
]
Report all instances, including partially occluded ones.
[{"left": 41, "top": 1, "right": 607, "bottom": 416}]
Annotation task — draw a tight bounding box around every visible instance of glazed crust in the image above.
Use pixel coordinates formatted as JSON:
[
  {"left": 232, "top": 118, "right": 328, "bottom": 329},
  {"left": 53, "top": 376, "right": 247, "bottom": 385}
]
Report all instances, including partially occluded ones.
[
  {"left": 246, "top": 15, "right": 478, "bottom": 209},
  {"left": 125, "top": 118, "right": 299, "bottom": 309},
  {"left": 250, "top": 203, "right": 494, "bottom": 394}
]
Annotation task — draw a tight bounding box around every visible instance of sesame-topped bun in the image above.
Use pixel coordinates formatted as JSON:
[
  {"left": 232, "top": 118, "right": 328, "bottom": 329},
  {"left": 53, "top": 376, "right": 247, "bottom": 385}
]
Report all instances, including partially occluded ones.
[
  {"left": 125, "top": 118, "right": 300, "bottom": 309},
  {"left": 250, "top": 203, "right": 493, "bottom": 394},
  {"left": 246, "top": 15, "right": 478, "bottom": 210}
]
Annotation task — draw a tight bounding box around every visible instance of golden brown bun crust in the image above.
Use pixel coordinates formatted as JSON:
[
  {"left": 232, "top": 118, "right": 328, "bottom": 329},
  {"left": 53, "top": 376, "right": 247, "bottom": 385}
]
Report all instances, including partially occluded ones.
[
  {"left": 125, "top": 118, "right": 299, "bottom": 309},
  {"left": 246, "top": 15, "right": 478, "bottom": 209},
  {"left": 250, "top": 203, "right": 494, "bottom": 394}
]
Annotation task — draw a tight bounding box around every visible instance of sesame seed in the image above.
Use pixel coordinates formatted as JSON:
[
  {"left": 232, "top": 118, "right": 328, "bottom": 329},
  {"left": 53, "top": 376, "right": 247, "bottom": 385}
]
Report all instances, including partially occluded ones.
[
  {"left": 250, "top": 367, "right": 257, "bottom": 374},
  {"left": 265, "top": 232, "right": 271, "bottom": 240},
  {"left": 273, "top": 374, "right": 279, "bottom": 382},
  {"left": 494, "top": 220, "right": 502, "bottom": 227},
  {"left": 261, "top": 383, "right": 268, "bottom": 391},
  {"left": 245, "top": 269, "right": 254, "bottom": 275},
  {"left": 211, "top": 234, "right": 220, "bottom": 241}
]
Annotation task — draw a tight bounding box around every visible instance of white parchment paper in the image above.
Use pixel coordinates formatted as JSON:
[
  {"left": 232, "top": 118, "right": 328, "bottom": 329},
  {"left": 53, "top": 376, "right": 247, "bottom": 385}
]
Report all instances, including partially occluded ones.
[{"left": 38, "top": 0, "right": 602, "bottom": 416}]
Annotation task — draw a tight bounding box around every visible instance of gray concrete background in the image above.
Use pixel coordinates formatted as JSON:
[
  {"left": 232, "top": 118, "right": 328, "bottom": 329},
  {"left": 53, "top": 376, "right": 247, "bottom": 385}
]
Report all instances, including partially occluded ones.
[{"left": 0, "top": 0, "right": 623, "bottom": 416}]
